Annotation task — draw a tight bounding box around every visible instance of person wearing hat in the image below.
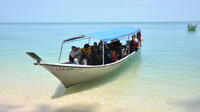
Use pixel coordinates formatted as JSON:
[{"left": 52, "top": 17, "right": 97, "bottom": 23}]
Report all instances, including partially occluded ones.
[{"left": 69, "top": 46, "right": 82, "bottom": 64}]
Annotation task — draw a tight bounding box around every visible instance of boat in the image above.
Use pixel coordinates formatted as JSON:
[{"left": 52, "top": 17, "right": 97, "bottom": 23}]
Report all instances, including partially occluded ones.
[
  {"left": 26, "top": 27, "right": 142, "bottom": 88},
  {"left": 187, "top": 23, "right": 197, "bottom": 31}
]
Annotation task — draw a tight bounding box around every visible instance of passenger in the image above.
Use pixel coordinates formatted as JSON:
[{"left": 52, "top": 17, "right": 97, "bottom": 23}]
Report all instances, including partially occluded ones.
[
  {"left": 91, "top": 42, "right": 101, "bottom": 65},
  {"left": 67, "top": 56, "right": 76, "bottom": 64},
  {"left": 124, "top": 45, "right": 128, "bottom": 56},
  {"left": 128, "top": 36, "right": 134, "bottom": 53},
  {"left": 97, "top": 41, "right": 104, "bottom": 65},
  {"left": 132, "top": 35, "right": 140, "bottom": 51},
  {"left": 111, "top": 50, "right": 118, "bottom": 62},
  {"left": 104, "top": 44, "right": 112, "bottom": 64},
  {"left": 122, "top": 44, "right": 128, "bottom": 57},
  {"left": 69, "top": 46, "right": 82, "bottom": 64},
  {"left": 109, "top": 42, "right": 114, "bottom": 52},
  {"left": 115, "top": 40, "right": 123, "bottom": 59},
  {"left": 98, "top": 40, "right": 103, "bottom": 53},
  {"left": 126, "top": 40, "right": 130, "bottom": 55},
  {"left": 81, "top": 44, "right": 92, "bottom": 65},
  {"left": 137, "top": 32, "right": 143, "bottom": 47},
  {"left": 92, "top": 42, "right": 98, "bottom": 52}
]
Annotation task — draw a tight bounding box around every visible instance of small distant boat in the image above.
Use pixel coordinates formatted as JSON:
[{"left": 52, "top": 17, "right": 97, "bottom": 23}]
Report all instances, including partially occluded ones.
[
  {"left": 26, "top": 27, "right": 142, "bottom": 88},
  {"left": 187, "top": 23, "right": 197, "bottom": 31}
]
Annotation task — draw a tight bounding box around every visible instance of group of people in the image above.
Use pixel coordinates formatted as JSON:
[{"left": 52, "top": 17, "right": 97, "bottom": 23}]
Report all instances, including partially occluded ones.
[{"left": 66, "top": 32, "right": 143, "bottom": 65}]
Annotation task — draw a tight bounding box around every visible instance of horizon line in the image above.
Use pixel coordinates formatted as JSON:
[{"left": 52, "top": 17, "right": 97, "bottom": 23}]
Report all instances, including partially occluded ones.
[{"left": 0, "top": 20, "right": 199, "bottom": 24}]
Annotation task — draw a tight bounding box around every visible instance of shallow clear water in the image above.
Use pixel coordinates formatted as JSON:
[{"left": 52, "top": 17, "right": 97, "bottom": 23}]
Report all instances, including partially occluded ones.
[{"left": 0, "top": 22, "right": 200, "bottom": 112}]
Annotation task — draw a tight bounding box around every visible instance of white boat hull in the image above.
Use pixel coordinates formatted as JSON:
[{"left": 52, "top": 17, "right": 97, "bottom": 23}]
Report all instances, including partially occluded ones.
[{"left": 39, "top": 49, "right": 141, "bottom": 87}]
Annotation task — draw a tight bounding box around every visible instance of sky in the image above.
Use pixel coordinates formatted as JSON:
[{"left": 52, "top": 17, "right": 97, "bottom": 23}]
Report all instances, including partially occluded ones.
[{"left": 0, "top": 0, "right": 200, "bottom": 22}]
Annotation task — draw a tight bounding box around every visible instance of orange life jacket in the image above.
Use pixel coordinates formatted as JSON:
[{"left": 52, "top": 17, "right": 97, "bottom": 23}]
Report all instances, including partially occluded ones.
[{"left": 111, "top": 52, "right": 118, "bottom": 62}]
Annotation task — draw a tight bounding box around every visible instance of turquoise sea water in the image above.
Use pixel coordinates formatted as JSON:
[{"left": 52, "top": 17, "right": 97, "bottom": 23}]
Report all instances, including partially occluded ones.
[{"left": 0, "top": 22, "right": 200, "bottom": 112}]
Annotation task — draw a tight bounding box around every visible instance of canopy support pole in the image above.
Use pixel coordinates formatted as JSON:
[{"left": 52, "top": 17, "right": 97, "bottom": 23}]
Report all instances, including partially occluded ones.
[
  {"left": 88, "top": 37, "right": 91, "bottom": 44},
  {"left": 128, "top": 35, "right": 130, "bottom": 55},
  {"left": 58, "top": 42, "right": 64, "bottom": 63},
  {"left": 102, "top": 41, "right": 104, "bottom": 65}
]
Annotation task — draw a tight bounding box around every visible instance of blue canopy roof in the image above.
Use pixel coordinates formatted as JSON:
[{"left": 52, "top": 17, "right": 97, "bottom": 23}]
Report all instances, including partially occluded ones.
[{"left": 86, "top": 27, "right": 141, "bottom": 42}]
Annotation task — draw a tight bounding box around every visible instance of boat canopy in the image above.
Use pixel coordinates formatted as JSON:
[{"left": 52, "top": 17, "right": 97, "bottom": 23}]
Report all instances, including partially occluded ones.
[
  {"left": 62, "top": 27, "right": 141, "bottom": 43},
  {"left": 58, "top": 27, "right": 141, "bottom": 62},
  {"left": 86, "top": 27, "right": 141, "bottom": 42}
]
